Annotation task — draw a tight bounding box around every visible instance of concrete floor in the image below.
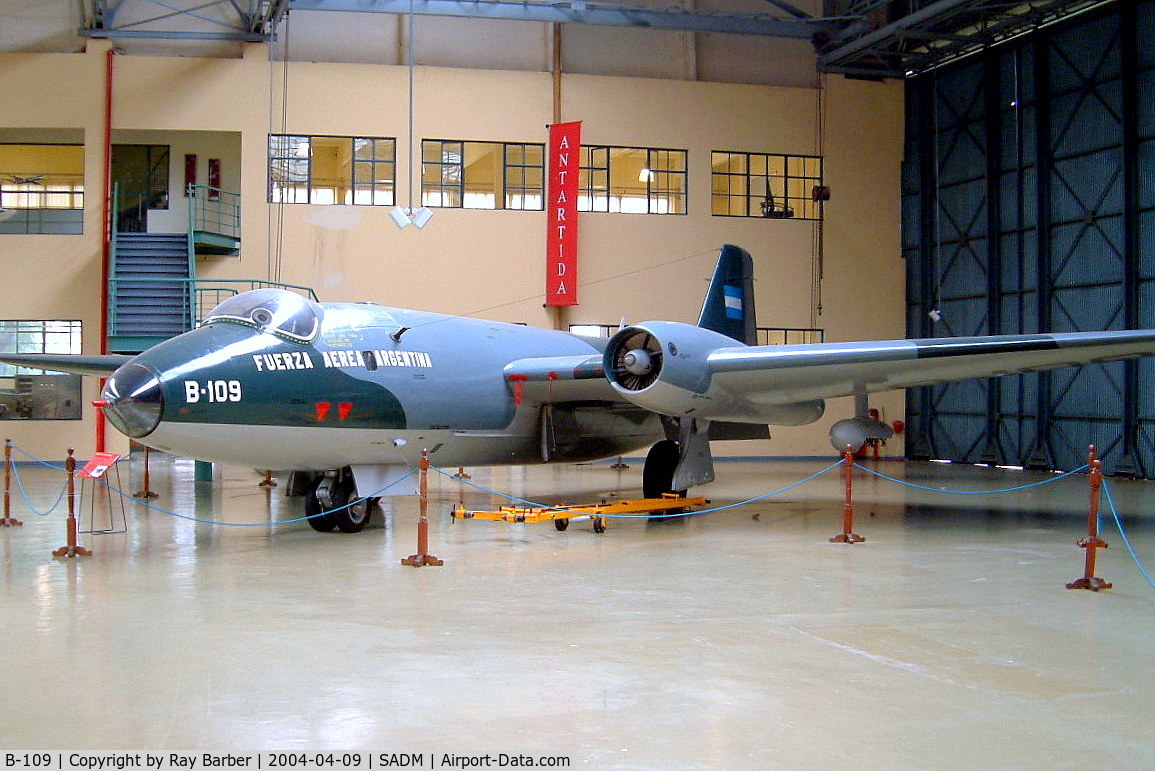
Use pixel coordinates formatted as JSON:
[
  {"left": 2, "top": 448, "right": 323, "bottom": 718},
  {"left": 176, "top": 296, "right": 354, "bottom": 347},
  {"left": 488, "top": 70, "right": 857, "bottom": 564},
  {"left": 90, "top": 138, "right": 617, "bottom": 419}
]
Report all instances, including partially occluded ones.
[{"left": 2, "top": 452, "right": 1154, "bottom": 767}]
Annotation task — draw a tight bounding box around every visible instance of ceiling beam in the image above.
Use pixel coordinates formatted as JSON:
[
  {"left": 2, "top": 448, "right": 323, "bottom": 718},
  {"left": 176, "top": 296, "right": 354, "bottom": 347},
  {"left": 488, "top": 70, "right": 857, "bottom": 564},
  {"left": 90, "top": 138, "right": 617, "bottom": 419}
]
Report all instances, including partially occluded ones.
[{"left": 288, "top": 0, "right": 834, "bottom": 38}]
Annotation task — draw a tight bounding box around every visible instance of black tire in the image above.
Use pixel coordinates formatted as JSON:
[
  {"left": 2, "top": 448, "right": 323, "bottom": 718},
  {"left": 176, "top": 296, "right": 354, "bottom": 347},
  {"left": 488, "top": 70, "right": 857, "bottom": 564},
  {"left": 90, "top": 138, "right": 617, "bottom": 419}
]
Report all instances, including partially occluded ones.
[
  {"left": 554, "top": 517, "right": 569, "bottom": 532},
  {"left": 305, "top": 486, "right": 337, "bottom": 532},
  {"left": 592, "top": 517, "right": 606, "bottom": 534},
  {"left": 334, "top": 494, "right": 379, "bottom": 533},
  {"left": 305, "top": 472, "right": 358, "bottom": 533}
]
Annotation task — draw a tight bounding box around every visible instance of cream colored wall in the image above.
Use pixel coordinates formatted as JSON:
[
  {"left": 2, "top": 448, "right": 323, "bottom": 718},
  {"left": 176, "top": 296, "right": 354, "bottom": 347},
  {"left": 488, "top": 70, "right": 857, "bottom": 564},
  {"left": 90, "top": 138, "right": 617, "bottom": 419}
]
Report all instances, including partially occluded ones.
[{"left": 0, "top": 40, "right": 905, "bottom": 462}]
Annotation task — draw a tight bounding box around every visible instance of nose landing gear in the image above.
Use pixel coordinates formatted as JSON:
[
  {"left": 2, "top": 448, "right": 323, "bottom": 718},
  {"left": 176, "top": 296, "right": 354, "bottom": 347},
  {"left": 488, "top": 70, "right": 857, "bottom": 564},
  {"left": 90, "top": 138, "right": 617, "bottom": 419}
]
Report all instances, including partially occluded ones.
[{"left": 305, "top": 467, "right": 379, "bottom": 533}]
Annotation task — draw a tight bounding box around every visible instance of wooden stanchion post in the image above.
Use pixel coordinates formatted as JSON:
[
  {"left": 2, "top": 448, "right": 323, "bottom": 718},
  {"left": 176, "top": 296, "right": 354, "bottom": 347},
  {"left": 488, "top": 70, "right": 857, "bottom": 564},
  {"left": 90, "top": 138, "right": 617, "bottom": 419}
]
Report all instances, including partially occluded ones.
[
  {"left": 1067, "top": 445, "right": 1111, "bottom": 591},
  {"left": 2, "top": 439, "right": 22, "bottom": 527},
  {"left": 402, "top": 449, "right": 443, "bottom": 567},
  {"left": 133, "top": 443, "right": 158, "bottom": 500},
  {"left": 53, "top": 448, "right": 91, "bottom": 558},
  {"left": 1, "top": 439, "right": 22, "bottom": 527},
  {"left": 830, "top": 446, "right": 865, "bottom": 544}
]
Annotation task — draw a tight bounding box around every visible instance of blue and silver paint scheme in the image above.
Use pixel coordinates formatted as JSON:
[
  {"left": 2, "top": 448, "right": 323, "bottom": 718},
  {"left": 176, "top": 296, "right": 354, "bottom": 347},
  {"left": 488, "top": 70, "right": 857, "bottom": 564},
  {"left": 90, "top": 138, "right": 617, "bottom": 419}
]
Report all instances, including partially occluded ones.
[{"left": 102, "top": 288, "right": 661, "bottom": 475}]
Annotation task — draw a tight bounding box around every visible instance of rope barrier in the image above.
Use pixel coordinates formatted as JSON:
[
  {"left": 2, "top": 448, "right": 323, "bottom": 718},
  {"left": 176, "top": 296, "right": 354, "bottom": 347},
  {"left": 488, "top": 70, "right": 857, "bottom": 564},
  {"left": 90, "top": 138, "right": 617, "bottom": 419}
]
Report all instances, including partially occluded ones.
[
  {"left": 431, "top": 460, "right": 845, "bottom": 520},
  {"left": 8, "top": 443, "right": 68, "bottom": 472},
  {"left": 1101, "top": 480, "right": 1155, "bottom": 591},
  {"left": 88, "top": 470, "right": 417, "bottom": 527},
  {"left": 4, "top": 441, "right": 1152, "bottom": 592},
  {"left": 852, "top": 462, "right": 1090, "bottom": 495},
  {"left": 8, "top": 445, "right": 69, "bottom": 517},
  {"left": 6, "top": 441, "right": 414, "bottom": 527}
]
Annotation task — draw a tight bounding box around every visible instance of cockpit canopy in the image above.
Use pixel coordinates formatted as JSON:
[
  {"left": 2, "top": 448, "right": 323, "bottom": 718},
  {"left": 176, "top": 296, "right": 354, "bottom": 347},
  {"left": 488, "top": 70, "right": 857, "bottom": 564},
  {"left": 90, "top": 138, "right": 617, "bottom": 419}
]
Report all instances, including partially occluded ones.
[{"left": 202, "top": 288, "right": 322, "bottom": 342}]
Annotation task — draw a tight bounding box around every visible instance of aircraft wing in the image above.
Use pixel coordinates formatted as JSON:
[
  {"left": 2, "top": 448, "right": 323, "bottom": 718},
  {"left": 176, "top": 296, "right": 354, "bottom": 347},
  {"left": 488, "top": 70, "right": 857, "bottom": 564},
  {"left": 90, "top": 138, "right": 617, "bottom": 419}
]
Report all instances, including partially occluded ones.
[
  {"left": 0, "top": 353, "right": 132, "bottom": 376},
  {"left": 707, "top": 330, "right": 1155, "bottom": 406}
]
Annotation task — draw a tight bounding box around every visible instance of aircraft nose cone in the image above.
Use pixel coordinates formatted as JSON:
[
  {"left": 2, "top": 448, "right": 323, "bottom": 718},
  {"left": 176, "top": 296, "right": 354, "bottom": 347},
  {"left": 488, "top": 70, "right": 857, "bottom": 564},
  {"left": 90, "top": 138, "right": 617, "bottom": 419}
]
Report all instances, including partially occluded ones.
[{"left": 102, "top": 363, "right": 164, "bottom": 438}]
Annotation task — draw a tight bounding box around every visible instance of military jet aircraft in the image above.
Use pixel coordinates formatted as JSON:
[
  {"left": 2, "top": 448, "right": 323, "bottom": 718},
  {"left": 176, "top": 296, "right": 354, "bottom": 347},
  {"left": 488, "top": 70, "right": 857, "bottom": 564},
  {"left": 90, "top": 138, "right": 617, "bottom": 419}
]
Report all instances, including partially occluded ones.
[{"left": 7, "top": 244, "right": 1155, "bottom": 534}]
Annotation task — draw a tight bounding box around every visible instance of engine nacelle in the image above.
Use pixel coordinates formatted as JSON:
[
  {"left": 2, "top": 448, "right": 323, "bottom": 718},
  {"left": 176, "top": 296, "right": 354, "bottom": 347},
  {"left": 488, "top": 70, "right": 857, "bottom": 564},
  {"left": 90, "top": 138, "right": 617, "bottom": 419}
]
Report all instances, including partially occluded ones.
[
  {"left": 829, "top": 416, "right": 895, "bottom": 452},
  {"left": 603, "top": 322, "right": 824, "bottom": 426}
]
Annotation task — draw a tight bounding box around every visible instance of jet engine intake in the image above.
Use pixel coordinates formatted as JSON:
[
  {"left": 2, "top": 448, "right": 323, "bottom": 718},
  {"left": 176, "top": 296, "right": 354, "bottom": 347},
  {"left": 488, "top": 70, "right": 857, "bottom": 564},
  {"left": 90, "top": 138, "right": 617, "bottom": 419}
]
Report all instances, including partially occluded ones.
[{"left": 604, "top": 322, "right": 824, "bottom": 426}]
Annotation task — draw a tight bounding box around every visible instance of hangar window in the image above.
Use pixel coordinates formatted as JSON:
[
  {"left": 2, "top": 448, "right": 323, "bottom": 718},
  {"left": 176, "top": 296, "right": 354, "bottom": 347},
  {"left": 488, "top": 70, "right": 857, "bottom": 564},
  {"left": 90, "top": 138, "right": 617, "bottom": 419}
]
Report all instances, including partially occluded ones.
[
  {"left": 421, "top": 140, "right": 544, "bottom": 210},
  {"left": 0, "top": 144, "right": 85, "bottom": 235},
  {"left": 711, "top": 151, "right": 823, "bottom": 221},
  {"left": 578, "top": 146, "right": 687, "bottom": 215},
  {"left": 0, "top": 320, "right": 82, "bottom": 420},
  {"left": 268, "top": 135, "right": 395, "bottom": 206}
]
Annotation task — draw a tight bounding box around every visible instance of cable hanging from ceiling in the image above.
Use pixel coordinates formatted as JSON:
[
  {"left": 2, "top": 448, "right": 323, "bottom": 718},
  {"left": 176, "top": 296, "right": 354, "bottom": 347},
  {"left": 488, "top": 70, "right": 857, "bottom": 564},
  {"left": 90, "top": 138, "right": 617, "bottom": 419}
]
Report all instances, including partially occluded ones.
[
  {"left": 811, "top": 70, "right": 827, "bottom": 329},
  {"left": 266, "top": 7, "right": 292, "bottom": 284},
  {"left": 390, "top": 0, "right": 433, "bottom": 229}
]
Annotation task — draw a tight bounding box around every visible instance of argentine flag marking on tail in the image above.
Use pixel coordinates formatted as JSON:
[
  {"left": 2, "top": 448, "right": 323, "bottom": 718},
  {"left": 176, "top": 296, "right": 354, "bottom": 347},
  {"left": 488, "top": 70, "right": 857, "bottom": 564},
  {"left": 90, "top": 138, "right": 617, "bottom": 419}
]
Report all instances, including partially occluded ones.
[{"left": 723, "top": 285, "right": 743, "bottom": 320}]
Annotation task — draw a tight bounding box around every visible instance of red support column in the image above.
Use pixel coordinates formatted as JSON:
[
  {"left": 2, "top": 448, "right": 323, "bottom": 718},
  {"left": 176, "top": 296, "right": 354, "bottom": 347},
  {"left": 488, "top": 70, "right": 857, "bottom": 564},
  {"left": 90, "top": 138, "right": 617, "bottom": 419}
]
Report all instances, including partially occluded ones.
[
  {"left": 1067, "top": 445, "right": 1111, "bottom": 591},
  {"left": 53, "top": 449, "right": 91, "bottom": 558},
  {"left": 830, "top": 446, "right": 865, "bottom": 544},
  {"left": 402, "top": 449, "right": 443, "bottom": 567},
  {"left": 1, "top": 439, "right": 22, "bottom": 527}
]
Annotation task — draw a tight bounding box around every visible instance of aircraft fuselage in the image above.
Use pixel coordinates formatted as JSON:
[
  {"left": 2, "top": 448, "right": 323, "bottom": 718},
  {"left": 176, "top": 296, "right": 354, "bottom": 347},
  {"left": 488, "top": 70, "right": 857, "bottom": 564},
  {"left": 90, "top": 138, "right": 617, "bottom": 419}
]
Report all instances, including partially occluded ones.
[{"left": 103, "top": 292, "right": 661, "bottom": 471}]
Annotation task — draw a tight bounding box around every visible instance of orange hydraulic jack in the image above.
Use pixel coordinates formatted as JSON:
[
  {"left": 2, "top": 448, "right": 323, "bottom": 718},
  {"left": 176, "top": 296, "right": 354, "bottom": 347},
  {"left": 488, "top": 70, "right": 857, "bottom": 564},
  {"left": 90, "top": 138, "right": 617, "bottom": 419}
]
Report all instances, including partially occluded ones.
[
  {"left": 1067, "top": 446, "right": 1111, "bottom": 591},
  {"left": 2, "top": 440, "right": 22, "bottom": 527},
  {"left": 830, "top": 446, "right": 865, "bottom": 544},
  {"left": 402, "top": 449, "right": 443, "bottom": 567},
  {"left": 53, "top": 449, "right": 91, "bottom": 558}
]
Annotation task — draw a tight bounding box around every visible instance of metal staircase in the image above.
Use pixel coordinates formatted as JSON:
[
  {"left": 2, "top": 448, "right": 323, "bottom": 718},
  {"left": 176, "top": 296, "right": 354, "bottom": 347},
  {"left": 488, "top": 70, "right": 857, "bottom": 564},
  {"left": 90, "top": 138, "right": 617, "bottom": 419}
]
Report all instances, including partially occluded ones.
[
  {"left": 107, "top": 231, "right": 194, "bottom": 354},
  {"left": 105, "top": 183, "right": 316, "bottom": 354}
]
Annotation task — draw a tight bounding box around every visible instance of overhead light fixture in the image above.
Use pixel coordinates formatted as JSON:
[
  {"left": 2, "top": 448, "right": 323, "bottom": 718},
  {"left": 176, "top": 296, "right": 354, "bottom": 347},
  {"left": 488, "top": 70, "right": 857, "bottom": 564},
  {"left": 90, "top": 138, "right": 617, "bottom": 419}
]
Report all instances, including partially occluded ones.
[
  {"left": 389, "top": 206, "right": 411, "bottom": 229},
  {"left": 389, "top": 206, "right": 435, "bottom": 230},
  {"left": 639, "top": 168, "right": 655, "bottom": 182},
  {"left": 294, "top": 141, "right": 310, "bottom": 158}
]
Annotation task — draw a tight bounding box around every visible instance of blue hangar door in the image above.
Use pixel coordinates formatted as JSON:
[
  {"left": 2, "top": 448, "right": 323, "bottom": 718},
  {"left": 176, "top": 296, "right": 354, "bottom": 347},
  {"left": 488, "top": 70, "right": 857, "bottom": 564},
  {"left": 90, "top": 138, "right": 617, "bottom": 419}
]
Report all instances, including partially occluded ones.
[{"left": 902, "top": 1, "right": 1155, "bottom": 477}]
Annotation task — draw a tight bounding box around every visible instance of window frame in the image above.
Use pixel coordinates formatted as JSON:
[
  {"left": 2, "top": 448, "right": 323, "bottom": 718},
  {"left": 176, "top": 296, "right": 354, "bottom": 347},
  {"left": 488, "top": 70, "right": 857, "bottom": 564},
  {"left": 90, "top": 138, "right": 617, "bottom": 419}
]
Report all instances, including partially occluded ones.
[
  {"left": 268, "top": 134, "right": 397, "bottom": 206},
  {"left": 578, "top": 145, "right": 688, "bottom": 215},
  {"left": 711, "top": 150, "right": 824, "bottom": 221},
  {"left": 0, "top": 143, "right": 86, "bottom": 235},
  {"left": 0, "top": 319, "right": 83, "bottom": 421},
  {"left": 421, "top": 139, "right": 545, "bottom": 211}
]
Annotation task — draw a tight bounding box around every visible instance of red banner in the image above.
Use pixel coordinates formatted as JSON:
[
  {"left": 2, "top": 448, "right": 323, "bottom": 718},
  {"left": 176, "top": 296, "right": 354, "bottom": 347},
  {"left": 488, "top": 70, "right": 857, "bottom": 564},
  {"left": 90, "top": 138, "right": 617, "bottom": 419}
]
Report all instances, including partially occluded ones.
[{"left": 546, "top": 121, "right": 581, "bottom": 306}]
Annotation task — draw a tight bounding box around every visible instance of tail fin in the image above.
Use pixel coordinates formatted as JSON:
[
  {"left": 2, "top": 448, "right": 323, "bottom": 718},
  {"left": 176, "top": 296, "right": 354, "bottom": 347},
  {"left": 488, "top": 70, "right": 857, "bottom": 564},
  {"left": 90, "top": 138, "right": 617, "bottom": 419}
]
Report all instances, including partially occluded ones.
[{"left": 697, "top": 244, "right": 757, "bottom": 345}]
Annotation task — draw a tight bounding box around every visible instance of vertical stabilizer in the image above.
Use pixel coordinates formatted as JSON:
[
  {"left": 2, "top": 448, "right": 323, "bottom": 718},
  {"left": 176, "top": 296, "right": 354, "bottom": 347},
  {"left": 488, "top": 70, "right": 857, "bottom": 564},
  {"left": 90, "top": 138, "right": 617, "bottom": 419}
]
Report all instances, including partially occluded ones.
[{"left": 697, "top": 244, "right": 757, "bottom": 345}]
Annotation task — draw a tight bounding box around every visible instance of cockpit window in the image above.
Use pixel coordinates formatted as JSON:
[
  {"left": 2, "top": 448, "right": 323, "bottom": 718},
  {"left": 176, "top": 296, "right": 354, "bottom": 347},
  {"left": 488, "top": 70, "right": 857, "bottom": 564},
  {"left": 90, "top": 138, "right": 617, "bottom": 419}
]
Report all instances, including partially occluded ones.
[{"left": 202, "top": 289, "right": 322, "bottom": 342}]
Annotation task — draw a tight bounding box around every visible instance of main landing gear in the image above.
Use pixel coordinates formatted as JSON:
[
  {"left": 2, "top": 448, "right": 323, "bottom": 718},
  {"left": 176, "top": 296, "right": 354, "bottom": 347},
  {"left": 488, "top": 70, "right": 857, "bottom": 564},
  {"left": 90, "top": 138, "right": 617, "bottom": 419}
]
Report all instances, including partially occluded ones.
[
  {"left": 305, "top": 467, "right": 381, "bottom": 533},
  {"left": 642, "top": 439, "right": 687, "bottom": 521}
]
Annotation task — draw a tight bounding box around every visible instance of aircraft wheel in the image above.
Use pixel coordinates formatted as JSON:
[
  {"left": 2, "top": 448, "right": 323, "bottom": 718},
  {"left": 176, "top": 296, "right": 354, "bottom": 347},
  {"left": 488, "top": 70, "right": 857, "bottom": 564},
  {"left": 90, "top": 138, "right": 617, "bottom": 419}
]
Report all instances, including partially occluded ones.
[
  {"left": 592, "top": 516, "right": 606, "bottom": 534},
  {"left": 554, "top": 517, "right": 569, "bottom": 532},
  {"left": 334, "top": 495, "right": 375, "bottom": 534},
  {"left": 305, "top": 486, "right": 337, "bottom": 533},
  {"left": 643, "top": 440, "right": 686, "bottom": 521}
]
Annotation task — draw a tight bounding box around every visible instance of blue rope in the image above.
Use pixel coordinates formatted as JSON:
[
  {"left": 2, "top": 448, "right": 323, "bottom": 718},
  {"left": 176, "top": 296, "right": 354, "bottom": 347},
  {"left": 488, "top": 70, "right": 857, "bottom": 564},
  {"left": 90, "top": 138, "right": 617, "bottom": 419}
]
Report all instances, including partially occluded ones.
[
  {"left": 6, "top": 441, "right": 417, "bottom": 527},
  {"left": 1100, "top": 480, "right": 1155, "bottom": 591},
  {"left": 8, "top": 459, "right": 68, "bottom": 516},
  {"left": 90, "top": 469, "right": 417, "bottom": 527},
  {"left": 8, "top": 442, "right": 68, "bottom": 472},
  {"left": 432, "top": 460, "right": 844, "bottom": 520},
  {"left": 854, "top": 462, "right": 1090, "bottom": 495}
]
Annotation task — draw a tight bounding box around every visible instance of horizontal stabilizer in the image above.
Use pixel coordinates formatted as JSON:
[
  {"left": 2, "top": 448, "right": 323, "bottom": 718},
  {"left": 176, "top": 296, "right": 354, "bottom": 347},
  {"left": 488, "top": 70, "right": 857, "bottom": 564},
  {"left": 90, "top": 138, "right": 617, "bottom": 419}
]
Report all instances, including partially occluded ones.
[{"left": 0, "top": 353, "right": 132, "bottom": 376}]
